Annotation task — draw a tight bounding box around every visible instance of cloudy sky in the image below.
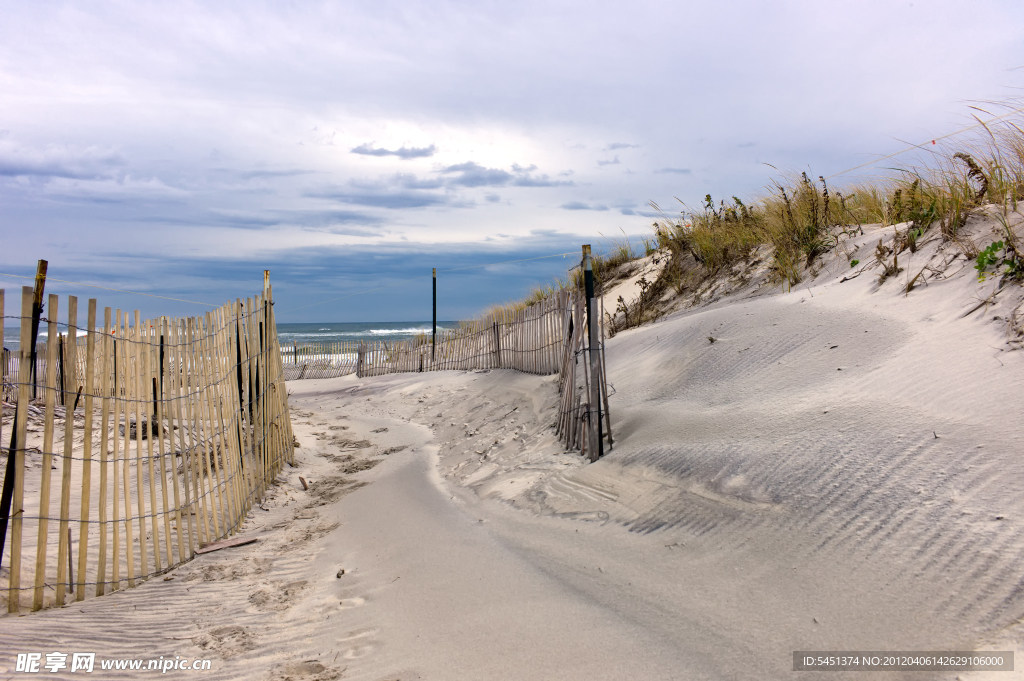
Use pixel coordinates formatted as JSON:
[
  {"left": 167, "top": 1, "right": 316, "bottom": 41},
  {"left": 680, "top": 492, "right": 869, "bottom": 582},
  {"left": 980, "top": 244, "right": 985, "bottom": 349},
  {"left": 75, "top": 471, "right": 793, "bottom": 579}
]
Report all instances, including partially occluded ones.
[{"left": 2, "top": 0, "right": 1023, "bottom": 322}]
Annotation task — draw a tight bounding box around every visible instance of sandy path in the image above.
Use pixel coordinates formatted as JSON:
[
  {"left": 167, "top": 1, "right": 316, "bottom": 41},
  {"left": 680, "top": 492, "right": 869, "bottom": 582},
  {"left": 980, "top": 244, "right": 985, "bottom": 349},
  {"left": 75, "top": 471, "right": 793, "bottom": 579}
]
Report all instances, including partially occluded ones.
[
  {"left": 325, "top": 446, "right": 704, "bottom": 680},
  {"left": 0, "top": 388, "right": 426, "bottom": 681}
]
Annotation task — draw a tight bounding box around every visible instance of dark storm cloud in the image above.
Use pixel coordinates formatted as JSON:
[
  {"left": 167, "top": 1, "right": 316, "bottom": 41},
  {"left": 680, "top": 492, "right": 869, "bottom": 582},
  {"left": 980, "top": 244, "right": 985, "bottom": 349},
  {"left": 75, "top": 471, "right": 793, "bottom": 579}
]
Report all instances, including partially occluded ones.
[
  {"left": 281, "top": 209, "right": 384, "bottom": 234},
  {"left": 437, "top": 162, "right": 573, "bottom": 189},
  {"left": 512, "top": 176, "right": 568, "bottom": 187},
  {"left": 308, "top": 163, "right": 572, "bottom": 210},
  {"left": 511, "top": 174, "right": 573, "bottom": 187},
  {"left": 0, "top": 147, "right": 125, "bottom": 180},
  {"left": 234, "top": 169, "right": 318, "bottom": 180},
  {"left": 441, "top": 162, "right": 514, "bottom": 187},
  {"left": 122, "top": 207, "right": 383, "bottom": 233},
  {"left": 391, "top": 173, "right": 446, "bottom": 190},
  {"left": 350, "top": 143, "right": 437, "bottom": 159},
  {"left": 310, "top": 189, "right": 448, "bottom": 209},
  {"left": 561, "top": 201, "right": 608, "bottom": 211}
]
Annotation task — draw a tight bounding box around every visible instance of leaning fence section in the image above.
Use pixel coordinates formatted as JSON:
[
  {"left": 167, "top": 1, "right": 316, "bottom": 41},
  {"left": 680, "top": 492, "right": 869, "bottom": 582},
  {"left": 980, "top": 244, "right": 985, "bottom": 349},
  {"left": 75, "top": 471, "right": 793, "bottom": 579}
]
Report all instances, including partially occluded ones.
[
  {"left": 552, "top": 288, "right": 613, "bottom": 460},
  {"left": 0, "top": 286, "right": 294, "bottom": 613},
  {"left": 281, "top": 340, "right": 361, "bottom": 380}
]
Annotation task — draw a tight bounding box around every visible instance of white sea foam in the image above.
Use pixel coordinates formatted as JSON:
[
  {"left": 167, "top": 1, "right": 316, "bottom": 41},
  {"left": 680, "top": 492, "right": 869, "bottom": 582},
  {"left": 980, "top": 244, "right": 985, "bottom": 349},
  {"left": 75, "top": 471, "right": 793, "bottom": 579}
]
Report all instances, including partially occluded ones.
[
  {"left": 367, "top": 327, "right": 435, "bottom": 336},
  {"left": 36, "top": 328, "right": 90, "bottom": 338},
  {"left": 281, "top": 327, "right": 447, "bottom": 340}
]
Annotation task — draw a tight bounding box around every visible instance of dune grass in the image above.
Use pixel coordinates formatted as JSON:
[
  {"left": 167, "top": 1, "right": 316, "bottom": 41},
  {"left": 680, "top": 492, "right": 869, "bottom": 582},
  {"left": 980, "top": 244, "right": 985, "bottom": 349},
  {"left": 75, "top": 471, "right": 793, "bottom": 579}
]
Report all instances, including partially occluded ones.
[
  {"left": 479, "top": 277, "right": 569, "bottom": 322},
  {"left": 480, "top": 103, "right": 1024, "bottom": 323},
  {"left": 653, "top": 104, "right": 1024, "bottom": 289}
]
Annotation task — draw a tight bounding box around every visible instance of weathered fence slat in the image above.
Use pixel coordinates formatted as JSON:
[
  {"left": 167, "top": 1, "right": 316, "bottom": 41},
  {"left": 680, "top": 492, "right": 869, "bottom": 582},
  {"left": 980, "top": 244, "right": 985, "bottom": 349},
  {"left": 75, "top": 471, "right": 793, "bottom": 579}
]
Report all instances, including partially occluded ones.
[
  {"left": 1, "top": 283, "right": 294, "bottom": 613},
  {"left": 32, "top": 295, "right": 58, "bottom": 610},
  {"left": 75, "top": 299, "right": 97, "bottom": 599},
  {"left": 54, "top": 296, "right": 78, "bottom": 607}
]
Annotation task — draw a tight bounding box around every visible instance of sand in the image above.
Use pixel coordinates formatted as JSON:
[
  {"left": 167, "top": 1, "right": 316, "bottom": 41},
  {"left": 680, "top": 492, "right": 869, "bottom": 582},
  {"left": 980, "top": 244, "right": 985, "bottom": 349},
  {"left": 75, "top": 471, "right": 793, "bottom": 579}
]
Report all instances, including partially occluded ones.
[{"left": 1, "top": 214, "right": 1023, "bottom": 680}]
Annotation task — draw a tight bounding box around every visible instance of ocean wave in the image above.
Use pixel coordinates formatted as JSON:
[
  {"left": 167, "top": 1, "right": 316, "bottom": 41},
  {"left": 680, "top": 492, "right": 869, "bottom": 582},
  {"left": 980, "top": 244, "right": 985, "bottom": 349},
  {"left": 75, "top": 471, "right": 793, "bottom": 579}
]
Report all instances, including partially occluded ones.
[
  {"left": 279, "top": 328, "right": 447, "bottom": 340},
  {"left": 367, "top": 327, "right": 436, "bottom": 335},
  {"left": 35, "top": 328, "right": 91, "bottom": 337}
]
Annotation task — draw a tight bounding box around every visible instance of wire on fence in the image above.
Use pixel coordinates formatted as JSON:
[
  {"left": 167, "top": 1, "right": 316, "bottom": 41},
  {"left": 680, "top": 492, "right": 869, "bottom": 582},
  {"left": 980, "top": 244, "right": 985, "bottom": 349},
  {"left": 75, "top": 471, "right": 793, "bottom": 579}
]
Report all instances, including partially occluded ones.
[{"left": 0, "top": 284, "right": 295, "bottom": 614}]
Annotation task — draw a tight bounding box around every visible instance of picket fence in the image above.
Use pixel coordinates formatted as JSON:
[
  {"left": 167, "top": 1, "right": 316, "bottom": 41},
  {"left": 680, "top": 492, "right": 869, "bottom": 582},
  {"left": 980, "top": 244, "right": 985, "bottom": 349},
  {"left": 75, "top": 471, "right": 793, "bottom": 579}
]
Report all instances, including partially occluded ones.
[
  {"left": 0, "top": 285, "right": 294, "bottom": 613},
  {"left": 282, "top": 288, "right": 612, "bottom": 459}
]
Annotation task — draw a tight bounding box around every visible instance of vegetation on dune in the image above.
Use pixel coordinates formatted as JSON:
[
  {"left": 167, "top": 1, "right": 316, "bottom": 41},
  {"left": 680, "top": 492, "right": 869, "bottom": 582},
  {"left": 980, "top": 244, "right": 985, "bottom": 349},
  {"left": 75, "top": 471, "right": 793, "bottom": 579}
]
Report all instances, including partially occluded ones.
[
  {"left": 481, "top": 102, "right": 1024, "bottom": 330},
  {"left": 479, "top": 278, "right": 569, "bottom": 323},
  {"left": 650, "top": 103, "right": 1024, "bottom": 302}
]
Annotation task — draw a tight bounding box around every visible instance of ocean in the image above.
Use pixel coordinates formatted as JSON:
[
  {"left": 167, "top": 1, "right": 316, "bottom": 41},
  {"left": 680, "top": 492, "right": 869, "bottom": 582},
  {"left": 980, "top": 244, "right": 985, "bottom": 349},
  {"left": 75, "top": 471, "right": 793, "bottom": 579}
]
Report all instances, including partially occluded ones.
[
  {"left": 3, "top": 321, "right": 459, "bottom": 351},
  {"left": 275, "top": 322, "right": 458, "bottom": 346}
]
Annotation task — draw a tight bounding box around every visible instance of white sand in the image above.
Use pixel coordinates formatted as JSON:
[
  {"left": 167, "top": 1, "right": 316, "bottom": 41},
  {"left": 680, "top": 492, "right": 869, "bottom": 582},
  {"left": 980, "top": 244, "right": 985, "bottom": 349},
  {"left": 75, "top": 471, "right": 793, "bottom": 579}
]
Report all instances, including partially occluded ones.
[{"left": 1, "top": 216, "right": 1023, "bottom": 680}]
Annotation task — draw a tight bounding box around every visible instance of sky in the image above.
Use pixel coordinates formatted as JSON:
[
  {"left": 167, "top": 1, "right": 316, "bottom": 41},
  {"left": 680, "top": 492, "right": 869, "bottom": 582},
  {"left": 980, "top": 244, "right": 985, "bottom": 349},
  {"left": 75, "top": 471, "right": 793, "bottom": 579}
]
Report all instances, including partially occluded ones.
[{"left": 1, "top": 0, "right": 1023, "bottom": 323}]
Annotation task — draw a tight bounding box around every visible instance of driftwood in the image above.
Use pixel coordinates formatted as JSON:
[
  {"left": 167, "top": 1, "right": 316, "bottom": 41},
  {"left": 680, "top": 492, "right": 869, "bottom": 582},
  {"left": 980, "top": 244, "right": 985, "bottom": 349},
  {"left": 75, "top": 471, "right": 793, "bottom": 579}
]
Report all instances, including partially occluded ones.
[{"left": 195, "top": 536, "right": 258, "bottom": 555}]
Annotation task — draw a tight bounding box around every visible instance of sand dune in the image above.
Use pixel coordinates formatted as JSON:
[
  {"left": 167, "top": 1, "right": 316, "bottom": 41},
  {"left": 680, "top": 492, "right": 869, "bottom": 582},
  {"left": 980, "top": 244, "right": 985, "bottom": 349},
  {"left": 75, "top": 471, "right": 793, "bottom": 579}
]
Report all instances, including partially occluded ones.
[{"left": 2, "top": 218, "right": 1023, "bottom": 679}]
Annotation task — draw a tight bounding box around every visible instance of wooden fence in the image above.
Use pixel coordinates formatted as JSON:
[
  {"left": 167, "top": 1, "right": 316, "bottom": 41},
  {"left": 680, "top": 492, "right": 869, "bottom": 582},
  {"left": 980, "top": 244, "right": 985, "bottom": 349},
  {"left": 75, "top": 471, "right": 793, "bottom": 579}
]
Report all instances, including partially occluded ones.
[
  {"left": 281, "top": 288, "right": 612, "bottom": 460},
  {"left": 0, "top": 286, "right": 294, "bottom": 613},
  {"left": 281, "top": 340, "right": 361, "bottom": 380}
]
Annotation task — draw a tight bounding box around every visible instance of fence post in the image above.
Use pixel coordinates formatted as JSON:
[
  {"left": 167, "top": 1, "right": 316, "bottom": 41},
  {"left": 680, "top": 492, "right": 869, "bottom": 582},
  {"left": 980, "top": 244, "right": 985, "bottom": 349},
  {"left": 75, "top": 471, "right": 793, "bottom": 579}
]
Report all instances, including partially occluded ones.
[
  {"left": 1, "top": 288, "right": 5, "bottom": 400},
  {"left": 29, "top": 260, "right": 47, "bottom": 399},
  {"left": 583, "top": 245, "right": 603, "bottom": 462},
  {"left": 432, "top": 268, "right": 437, "bottom": 361},
  {"left": 1, "top": 286, "right": 40, "bottom": 571},
  {"left": 357, "top": 343, "right": 365, "bottom": 378},
  {"left": 2, "top": 288, "right": 33, "bottom": 610},
  {"left": 598, "top": 286, "right": 613, "bottom": 448}
]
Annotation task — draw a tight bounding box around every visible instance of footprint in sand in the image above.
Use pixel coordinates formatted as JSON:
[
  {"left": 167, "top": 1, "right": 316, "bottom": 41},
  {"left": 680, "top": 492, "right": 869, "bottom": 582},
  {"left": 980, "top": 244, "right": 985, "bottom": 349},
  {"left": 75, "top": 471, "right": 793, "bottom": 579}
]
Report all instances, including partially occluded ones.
[
  {"left": 341, "top": 643, "right": 377, "bottom": 660},
  {"left": 248, "top": 579, "right": 308, "bottom": 612},
  {"left": 192, "top": 625, "right": 257, "bottom": 658},
  {"left": 336, "top": 627, "right": 379, "bottom": 643},
  {"left": 273, "top": 660, "right": 342, "bottom": 680}
]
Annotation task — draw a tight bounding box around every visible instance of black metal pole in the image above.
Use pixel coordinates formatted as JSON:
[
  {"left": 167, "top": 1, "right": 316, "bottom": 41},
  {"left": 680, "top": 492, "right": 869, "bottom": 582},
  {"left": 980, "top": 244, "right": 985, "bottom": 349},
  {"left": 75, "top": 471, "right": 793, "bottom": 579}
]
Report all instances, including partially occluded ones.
[
  {"left": 432, "top": 268, "right": 437, "bottom": 361},
  {"left": 236, "top": 318, "right": 244, "bottom": 421},
  {"left": 159, "top": 334, "right": 165, "bottom": 397},
  {"left": 56, "top": 334, "right": 65, "bottom": 407},
  {"left": 232, "top": 311, "right": 245, "bottom": 466}
]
